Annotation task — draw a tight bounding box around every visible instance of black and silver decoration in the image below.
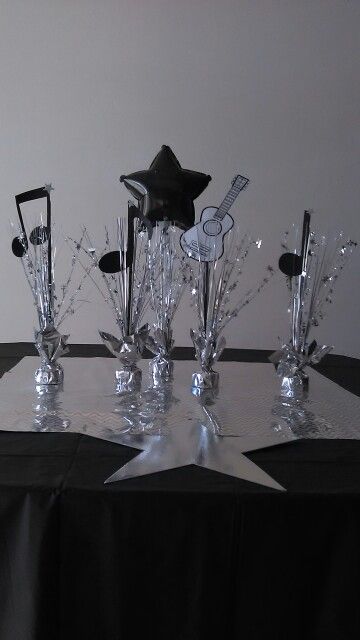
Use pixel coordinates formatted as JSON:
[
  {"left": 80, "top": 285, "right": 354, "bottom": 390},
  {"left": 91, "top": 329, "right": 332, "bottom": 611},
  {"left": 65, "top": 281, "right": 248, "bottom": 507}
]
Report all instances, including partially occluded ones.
[
  {"left": 271, "top": 211, "right": 357, "bottom": 397},
  {"left": 184, "top": 218, "right": 275, "bottom": 389},
  {"left": 11, "top": 184, "right": 93, "bottom": 385},
  {"left": 70, "top": 204, "right": 152, "bottom": 393}
]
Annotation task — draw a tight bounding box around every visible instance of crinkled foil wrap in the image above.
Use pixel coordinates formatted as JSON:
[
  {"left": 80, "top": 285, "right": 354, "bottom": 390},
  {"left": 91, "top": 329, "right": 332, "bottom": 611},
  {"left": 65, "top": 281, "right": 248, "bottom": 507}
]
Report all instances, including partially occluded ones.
[
  {"left": 146, "top": 326, "right": 175, "bottom": 385},
  {"left": 115, "top": 366, "right": 142, "bottom": 394},
  {"left": 150, "top": 356, "right": 174, "bottom": 387},
  {"left": 34, "top": 326, "right": 70, "bottom": 385},
  {"left": 192, "top": 370, "right": 220, "bottom": 390},
  {"left": 99, "top": 324, "right": 149, "bottom": 393},
  {"left": 270, "top": 342, "right": 332, "bottom": 398},
  {"left": 190, "top": 329, "right": 226, "bottom": 389}
]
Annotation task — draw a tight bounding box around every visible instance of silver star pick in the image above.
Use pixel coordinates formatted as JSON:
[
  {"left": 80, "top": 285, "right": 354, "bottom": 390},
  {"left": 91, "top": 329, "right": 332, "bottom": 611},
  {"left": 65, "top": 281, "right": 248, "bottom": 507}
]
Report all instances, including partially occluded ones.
[
  {"left": 44, "top": 183, "right": 54, "bottom": 193},
  {"left": 105, "top": 420, "right": 294, "bottom": 490}
]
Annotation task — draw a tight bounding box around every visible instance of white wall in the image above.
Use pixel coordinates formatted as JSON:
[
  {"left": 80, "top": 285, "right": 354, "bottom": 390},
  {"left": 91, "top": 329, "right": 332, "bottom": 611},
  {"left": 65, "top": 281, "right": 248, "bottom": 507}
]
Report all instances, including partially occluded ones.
[{"left": 0, "top": 0, "right": 359, "bottom": 356}]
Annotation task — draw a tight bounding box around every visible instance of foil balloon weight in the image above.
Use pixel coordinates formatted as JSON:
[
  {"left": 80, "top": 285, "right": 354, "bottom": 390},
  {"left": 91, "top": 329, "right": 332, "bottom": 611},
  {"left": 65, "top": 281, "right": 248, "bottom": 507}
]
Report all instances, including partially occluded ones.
[
  {"left": 272, "top": 211, "right": 357, "bottom": 398},
  {"left": 146, "top": 326, "right": 175, "bottom": 386},
  {"left": 99, "top": 328, "right": 149, "bottom": 394},
  {"left": 120, "top": 145, "right": 211, "bottom": 230},
  {"left": 35, "top": 326, "right": 69, "bottom": 385},
  {"left": 190, "top": 330, "right": 225, "bottom": 390},
  {"left": 11, "top": 185, "right": 94, "bottom": 385}
]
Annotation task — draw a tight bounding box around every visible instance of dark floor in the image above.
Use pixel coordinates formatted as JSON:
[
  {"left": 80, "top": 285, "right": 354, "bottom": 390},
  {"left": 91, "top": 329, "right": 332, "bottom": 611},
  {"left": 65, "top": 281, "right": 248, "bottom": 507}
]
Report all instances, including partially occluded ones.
[{"left": 0, "top": 343, "right": 359, "bottom": 397}]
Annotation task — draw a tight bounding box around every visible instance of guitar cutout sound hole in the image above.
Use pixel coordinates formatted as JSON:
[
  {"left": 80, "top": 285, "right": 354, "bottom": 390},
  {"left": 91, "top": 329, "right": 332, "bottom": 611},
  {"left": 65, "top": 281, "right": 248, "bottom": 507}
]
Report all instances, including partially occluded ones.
[{"left": 203, "top": 220, "right": 222, "bottom": 236}]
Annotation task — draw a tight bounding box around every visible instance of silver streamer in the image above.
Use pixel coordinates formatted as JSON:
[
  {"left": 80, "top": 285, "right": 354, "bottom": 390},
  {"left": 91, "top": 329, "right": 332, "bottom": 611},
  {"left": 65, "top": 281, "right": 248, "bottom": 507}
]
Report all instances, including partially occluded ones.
[
  {"left": 274, "top": 216, "right": 357, "bottom": 397},
  {"left": 188, "top": 228, "right": 275, "bottom": 388},
  {"left": 146, "top": 222, "right": 190, "bottom": 385}
]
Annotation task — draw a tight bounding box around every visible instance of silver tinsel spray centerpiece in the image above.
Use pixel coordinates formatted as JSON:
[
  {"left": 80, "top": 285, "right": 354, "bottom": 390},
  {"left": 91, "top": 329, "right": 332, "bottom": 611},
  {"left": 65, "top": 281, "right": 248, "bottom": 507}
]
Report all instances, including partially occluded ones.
[
  {"left": 271, "top": 210, "right": 357, "bottom": 397},
  {"left": 11, "top": 185, "right": 93, "bottom": 385},
  {"left": 70, "top": 204, "right": 152, "bottom": 393},
  {"left": 146, "top": 222, "right": 190, "bottom": 385},
  {"left": 185, "top": 229, "right": 275, "bottom": 390}
]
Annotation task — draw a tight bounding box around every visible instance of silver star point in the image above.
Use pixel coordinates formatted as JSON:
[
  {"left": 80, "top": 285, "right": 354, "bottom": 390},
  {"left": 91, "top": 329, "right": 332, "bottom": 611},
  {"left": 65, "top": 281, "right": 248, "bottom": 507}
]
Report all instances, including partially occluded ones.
[{"left": 104, "top": 421, "right": 292, "bottom": 491}]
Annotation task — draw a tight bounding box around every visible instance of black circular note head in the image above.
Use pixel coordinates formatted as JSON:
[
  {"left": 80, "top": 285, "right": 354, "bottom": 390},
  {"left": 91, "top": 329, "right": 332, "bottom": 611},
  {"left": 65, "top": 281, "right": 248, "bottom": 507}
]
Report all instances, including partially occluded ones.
[
  {"left": 98, "top": 249, "right": 134, "bottom": 274},
  {"left": 12, "top": 236, "right": 27, "bottom": 258},
  {"left": 29, "top": 225, "right": 49, "bottom": 246},
  {"left": 98, "top": 251, "right": 121, "bottom": 274},
  {"left": 278, "top": 252, "right": 303, "bottom": 277}
]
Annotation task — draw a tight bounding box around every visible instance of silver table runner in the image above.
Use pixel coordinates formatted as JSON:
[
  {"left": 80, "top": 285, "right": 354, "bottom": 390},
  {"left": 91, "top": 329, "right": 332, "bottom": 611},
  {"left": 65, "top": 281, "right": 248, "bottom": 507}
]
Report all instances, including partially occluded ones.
[{"left": 0, "top": 357, "right": 359, "bottom": 443}]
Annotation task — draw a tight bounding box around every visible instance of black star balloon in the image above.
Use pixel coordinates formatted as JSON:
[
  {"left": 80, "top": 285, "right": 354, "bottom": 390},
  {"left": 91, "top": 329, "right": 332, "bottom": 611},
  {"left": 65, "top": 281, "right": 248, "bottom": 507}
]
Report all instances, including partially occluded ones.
[{"left": 120, "top": 145, "right": 211, "bottom": 230}]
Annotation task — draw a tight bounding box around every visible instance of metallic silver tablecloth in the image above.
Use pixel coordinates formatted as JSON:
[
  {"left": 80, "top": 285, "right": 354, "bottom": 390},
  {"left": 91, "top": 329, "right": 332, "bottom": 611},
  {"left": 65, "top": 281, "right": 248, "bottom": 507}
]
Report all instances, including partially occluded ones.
[{"left": 0, "top": 357, "right": 359, "bottom": 442}]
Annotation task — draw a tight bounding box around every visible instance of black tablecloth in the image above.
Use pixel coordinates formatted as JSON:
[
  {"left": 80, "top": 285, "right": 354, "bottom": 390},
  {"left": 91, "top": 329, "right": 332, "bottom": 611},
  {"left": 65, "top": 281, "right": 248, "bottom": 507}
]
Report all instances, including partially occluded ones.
[
  {"left": 1, "top": 433, "right": 360, "bottom": 640},
  {"left": 1, "top": 352, "right": 360, "bottom": 640}
]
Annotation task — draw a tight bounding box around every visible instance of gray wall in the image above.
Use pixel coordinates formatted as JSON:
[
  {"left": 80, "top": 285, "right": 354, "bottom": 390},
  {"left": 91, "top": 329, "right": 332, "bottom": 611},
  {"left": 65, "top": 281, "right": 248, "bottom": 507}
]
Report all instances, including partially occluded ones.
[{"left": 0, "top": 0, "right": 359, "bottom": 356}]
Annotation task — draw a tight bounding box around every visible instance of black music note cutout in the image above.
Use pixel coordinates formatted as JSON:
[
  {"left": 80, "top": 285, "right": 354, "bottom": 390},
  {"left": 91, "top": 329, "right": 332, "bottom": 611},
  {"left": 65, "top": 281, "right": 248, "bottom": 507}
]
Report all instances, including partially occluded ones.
[
  {"left": 11, "top": 236, "right": 27, "bottom": 258},
  {"left": 11, "top": 185, "right": 52, "bottom": 267},
  {"left": 279, "top": 210, "right": 311, "bottom": 277},
  {"left": 29, "top": 225, "right": 49, "bottom": 246},
  {"left": 98, "top": 203, "right": 152, "bottom": 274},
  {"left": 98, "top": 250, "right": 122, "bottom": 274}
]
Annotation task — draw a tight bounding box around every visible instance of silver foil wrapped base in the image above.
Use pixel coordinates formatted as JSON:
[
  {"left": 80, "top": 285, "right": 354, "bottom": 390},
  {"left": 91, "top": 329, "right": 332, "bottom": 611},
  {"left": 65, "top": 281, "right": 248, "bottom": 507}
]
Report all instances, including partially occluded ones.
[
  {"left": 34, "top": 326, "right": 69, "bottom": 386},
  {"left": 99, "top": 325, "right": 149, "bottom": 393},
  {"left": 146, "top": 328, "right": 175, "bottom": 387},
  {"left": 190, "top": 329, "right": 225, "bottom": 391},
  {"left": 192, "top": 370, "right": 219, "bottom": 390},
  {"left": 115, "top": 366, "right": 142, "bottom": 394},
  {"left": 150, "top": 356, "right": 174, "bottom": 387},
  {"left": 280, "top": 373, "right": 309, "bottom": 399},
  {"left": 34, "top": 361, "right": 64, "bottom": 386},
  {"left": 270, "top": 341, "right": 332, "bottom": 399}
]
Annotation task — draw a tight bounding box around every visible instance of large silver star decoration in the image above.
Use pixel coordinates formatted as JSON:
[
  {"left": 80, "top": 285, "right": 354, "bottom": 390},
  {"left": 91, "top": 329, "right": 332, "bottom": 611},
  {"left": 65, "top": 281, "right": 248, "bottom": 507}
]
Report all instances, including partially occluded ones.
[
  {"left": 44, "top": 183, "right": 54, "bottom": 193},
  {"left": 0, "top": 357, "right": 300, "bottom": 491},
  {"left": 105, "top": 420, "right": 295, "bottom": 490}
]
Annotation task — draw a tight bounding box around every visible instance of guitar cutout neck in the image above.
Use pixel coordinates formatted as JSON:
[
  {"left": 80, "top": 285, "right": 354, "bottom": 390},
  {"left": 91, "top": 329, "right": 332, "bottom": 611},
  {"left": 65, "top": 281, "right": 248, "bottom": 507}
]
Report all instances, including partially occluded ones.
[{"left": 214, "top": 175, "right": 249, "bottom": 221}]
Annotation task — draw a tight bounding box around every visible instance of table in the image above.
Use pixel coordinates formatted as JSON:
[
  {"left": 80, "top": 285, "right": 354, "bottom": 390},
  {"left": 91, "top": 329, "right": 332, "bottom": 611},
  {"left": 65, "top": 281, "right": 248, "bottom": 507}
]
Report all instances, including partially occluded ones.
[{"left": 0, "top": 352, "right": 360, "bottom": 640}]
